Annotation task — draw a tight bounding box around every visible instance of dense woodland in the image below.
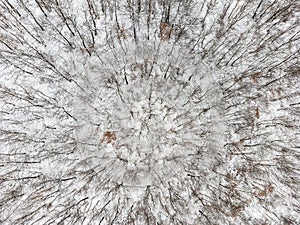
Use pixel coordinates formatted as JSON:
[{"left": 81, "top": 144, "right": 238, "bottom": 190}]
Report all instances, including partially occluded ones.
[{"left": 0, "top": 0, "right": 299, "bottom": 224}]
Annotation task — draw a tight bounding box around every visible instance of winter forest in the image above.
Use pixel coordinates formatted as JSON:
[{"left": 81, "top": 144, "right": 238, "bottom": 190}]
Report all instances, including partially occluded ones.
[{"left": 0, "top": 0, "right": 299, "bottom": 224}]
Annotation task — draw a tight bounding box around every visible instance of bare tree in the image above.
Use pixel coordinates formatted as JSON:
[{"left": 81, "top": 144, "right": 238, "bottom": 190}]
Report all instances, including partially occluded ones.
[{"left": 0, "top": 0, "right": 299, "bottom": 224}]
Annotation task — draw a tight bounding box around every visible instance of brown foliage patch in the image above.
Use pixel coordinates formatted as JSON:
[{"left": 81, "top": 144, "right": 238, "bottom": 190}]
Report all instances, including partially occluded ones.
[
  {"left": 251, "top": 72, "right": 262, "bottom": 83},
  {"left": 255, "top": 106, "right": 260, "bottom": 119},
  {"left": 159, "top": 22, "right": 173, "bottom": 41},
  {"left": 257, "top": 184, "right": 274, "bottom": 197},
  {"left": 100, "top": 131, "right": 116, "bottom": 144},
  {"left": 117, "top": 25, "right": 131, "bottom": 40}
]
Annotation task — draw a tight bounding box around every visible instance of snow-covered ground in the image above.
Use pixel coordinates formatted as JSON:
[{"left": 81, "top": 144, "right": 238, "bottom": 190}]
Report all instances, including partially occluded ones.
[{"left": 0, "top": 0, "right": 299, "bottom": 224}]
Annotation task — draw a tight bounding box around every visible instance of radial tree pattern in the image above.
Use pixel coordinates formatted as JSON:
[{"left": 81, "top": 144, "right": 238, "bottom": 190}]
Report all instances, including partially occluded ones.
[{"left": 0, "top": 0, "right": 299, "bottom": 224}]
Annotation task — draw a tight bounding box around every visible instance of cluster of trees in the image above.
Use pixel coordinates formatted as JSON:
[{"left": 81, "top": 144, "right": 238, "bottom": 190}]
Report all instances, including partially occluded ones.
[{"left": 0, "top": 0, "right": 299, "bottom": 224}]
